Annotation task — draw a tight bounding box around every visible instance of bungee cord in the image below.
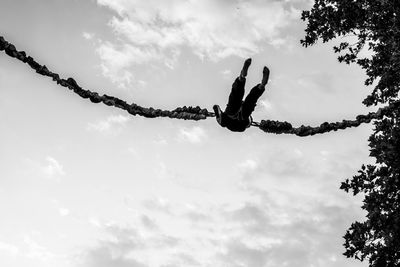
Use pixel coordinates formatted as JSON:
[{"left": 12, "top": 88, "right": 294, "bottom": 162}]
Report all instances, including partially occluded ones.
[{"left": 1, "top": 35, "right": 398, "bottom": 137}]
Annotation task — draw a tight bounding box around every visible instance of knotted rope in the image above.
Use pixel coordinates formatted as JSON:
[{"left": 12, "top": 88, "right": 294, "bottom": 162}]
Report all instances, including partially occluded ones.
[{"left": 1, "top": 36, "right": 397, "bottom": 136}]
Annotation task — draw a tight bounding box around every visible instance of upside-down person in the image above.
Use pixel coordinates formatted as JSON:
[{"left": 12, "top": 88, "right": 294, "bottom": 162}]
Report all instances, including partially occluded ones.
[{"left": 213, "top": 58, "right": 270, "bottom": 132}]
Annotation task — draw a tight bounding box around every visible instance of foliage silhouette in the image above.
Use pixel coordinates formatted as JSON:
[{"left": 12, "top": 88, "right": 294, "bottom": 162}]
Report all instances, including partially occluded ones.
[{"left": 302, "top": 1, "right": 400, "bottom": 266}]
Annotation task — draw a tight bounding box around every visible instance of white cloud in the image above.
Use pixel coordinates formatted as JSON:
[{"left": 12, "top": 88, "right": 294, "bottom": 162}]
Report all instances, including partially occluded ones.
[
  {"left": 153, "top": 135, "right": 168, "bottom": 146},
  {"left": 82, "top": 31, "right": 94, "bottom": 40},
  {"left": 87, "top": 114, "right": 130, "bottom": 134},
  {"left": 221, "top": 69, "right": 232, "bottom": 80},
  {"left": 95, "top": 0, "right": 302, "bottom": 86},
  {"left": 260, "top": 98, "right": 273, "bottom": 111},
  {"left": 216, "top": 191, "right": 365, "bottom": 267},
  {"left": 239, "top": 159, "right": 258, "bottom": 173},
  {"left": 24, "top": 235, "right": 55, "bottom": 261},
  {"left": 242, "top": 148, "right": 311, "bottom": 181},
  {"left": 178, "top": 126, "right": 207, "bottom": 144},
  {"left": 79, "top": 192, "right": 364, "bottom": 267},
  {"left": 42, "top": 156, "right": 65, "bottom": 178},
  {"left": 127, "top": 147, "right": 141, "bottom": 159},
  {"left": 156, "top": 162, "right": 177, "bottom": 181},
  {"left": 142, "top": 197, "right": 171, "bottom": 213},
  {"left": 297, "top": 71, "right": 336, "bottom": 93},
  {"left": 59, "top": 208, "right": 70, "bottom": 217},
  {"left": 96, "top": 42, "right": 157, "bottom": 88},
  {"left": 80, "top": 223, "right": 173, "bottom": 267},
  {"left": 21, "top": 156, "right": 65, "bottom": 180},
  {"left": 89, "top": 217, "right": 102, "bottom": 228},
  {"left": 0, "top": 241, "right": 19, "bottom": 257},
  {"left": 140, "top": 215, "right": 158, "bottom": 231}
]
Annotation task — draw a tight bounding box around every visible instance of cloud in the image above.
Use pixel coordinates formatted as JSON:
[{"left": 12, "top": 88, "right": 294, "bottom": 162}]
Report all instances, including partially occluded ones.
[
  {"left": 82, "top": 32, "right": 94, "bottom": 40},
  {"left": 163, "top": 252, "right": 201, "bottom": 267},
  {"left": 89, "top": 217, "right": 102, "bottom": 228},
  {"left": 237, "top": 148, "right": 314, "bottom": 184},
  {"left": 77, "top": 143, "right": 366, "bottom": 267},
  {"left": 79, "top": 223, "right": 181, "bottom": 267},
  {"left": 296, "top": 70, "right": 336, "bottom": 94},
  {"left": 221, "top": 69, "right": 232, "bottom": 80},
  {"left": 81, "top": 197, "right": 363, "bottom": 267},
  {"left": 95, "top": 0, "right": 303, "bottom": 86},
  {"left": 142, "top": 197, "right": 172, "bottom": 214},
  {"left": 21, "top": 156, "right": 66, "bottom": 181},
  {"left": 140, "top": 215, "right": 158, "bottom": 231},
  {"left": 216, "top": 191, "right": 365, "bottom": 267},
  {"left": 178, "top": 126, "right": 207, "bottom": 144},
  {"left": 78, "top": 187, "right": 364, "bottom": 267},
  {"left": 127, "top": 147, "right": 141, "bottom": 159},
  {"left": 239, "top": 159, "right": 258, "bottom": 172},
  {"left": 96, "top": 42, "right": 160, "bottom": 88},
  {"left": 260, "top": 98, "right": 273, "bottom": 111},
  {"left": 82, "top": 246, "right": 147, "bottom": 267},
  {"left": 59, "top": 208, "right": 70, "bottom": 217},
  {"left": 24, "top": 235, "right": 55, "bottom": 261},
  {"left": 87, "top": 114, "right": 130, "bottom": 135},
  {"left": 227, "top": 202, "right": 270, "bottom": 227},
  {"left": 43, "top": 156, "right": 65, "bottom": 177},
  {"left": 217, "top": 239, "right": 270, "bottom": 267},
  {"left": 184, "top": 209, "right": 211, "bottom": 225},
  {"left": 0, "top": 241, "right": 19, "bottom": 257},
  {"left": 153, "top": 136, "right": 168, "bottom": 146},
  {"left": 156, "top": 162, "right": 179, "bottom": 181}
]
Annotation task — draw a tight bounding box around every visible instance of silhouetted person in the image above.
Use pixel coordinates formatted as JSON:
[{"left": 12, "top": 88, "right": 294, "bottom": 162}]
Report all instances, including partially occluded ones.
[{"left": 213, "top": 58, "right": 269, "bottom": 132}]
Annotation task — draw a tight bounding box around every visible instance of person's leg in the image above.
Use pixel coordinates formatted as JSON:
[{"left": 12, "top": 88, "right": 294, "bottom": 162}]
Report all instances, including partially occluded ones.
[
  {"left": 224, "top": 58, "right": 252, "bottom": 115},
  {"left": 224, "top": 77, "right": 245, "bottom": 115},
  {"left": 241, "top": 66, "right": 269, "bottom": 118},
  {"left": 241, "top": 84, "right": 265, "bottom": 118},
  {"left": 261, "top": 66, "right": 270, "bottom": 87},
  {"left": 240, "top": 58, "right": 252, "bottom": 80}
]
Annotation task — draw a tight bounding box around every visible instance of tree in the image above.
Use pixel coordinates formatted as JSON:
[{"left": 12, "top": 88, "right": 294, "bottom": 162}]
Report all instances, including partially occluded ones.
[{"left": 301, "top": 1, "right": 400, "bottom": 266}]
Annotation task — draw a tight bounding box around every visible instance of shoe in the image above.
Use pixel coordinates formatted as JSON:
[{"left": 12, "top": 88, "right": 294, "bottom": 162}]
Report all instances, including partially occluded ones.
[
  {"left": 240, "top": 58, "right": 252, "bottom": 79},
  {"left": 261, "top": 66, "right": 270, "bottom": 86},
  {"left": 213, "top": 105, "right": 223, "bottom": 125}
]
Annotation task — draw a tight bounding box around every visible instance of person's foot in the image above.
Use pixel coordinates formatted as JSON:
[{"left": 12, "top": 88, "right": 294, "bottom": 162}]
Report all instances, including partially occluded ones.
[
  {"left": 213, "top": 105, "right": 223, "bottom": 125},
  {"left": 240, "top": 58, "right": 252, "bottom": 79},
  {"left": 261, "top": 66, "right": 270, "bottom": 86}
]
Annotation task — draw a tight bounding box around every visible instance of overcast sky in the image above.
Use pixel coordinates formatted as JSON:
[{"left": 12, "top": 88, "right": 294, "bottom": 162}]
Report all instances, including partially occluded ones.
[{"left": 0, "top": 0, "right": 375, "bottom": 266}]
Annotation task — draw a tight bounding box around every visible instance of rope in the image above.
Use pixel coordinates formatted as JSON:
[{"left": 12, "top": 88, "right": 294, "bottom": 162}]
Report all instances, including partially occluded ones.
[
  {"left": 0, "top": 37, "right": 211, "bottom": 121},
  {"left": 1, "top": 35, "right": 398, "bottom": 137}
]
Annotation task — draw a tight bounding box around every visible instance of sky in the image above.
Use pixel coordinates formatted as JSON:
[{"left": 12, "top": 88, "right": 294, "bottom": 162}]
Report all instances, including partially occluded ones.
[{"left": 0, "top": 0, "right": 377, "bottom": 267}]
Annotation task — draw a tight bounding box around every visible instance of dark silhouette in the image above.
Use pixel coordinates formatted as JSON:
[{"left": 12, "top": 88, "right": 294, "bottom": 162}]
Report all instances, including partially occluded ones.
[
  {"left": 213, "top": 58, "right": 270, "bottom": 132},
  {"left": 1, "top": 35, "right": 396, "bottom": 136},
  {"left": 303, "top": 1, "right": 400, "bottom": 266}
]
